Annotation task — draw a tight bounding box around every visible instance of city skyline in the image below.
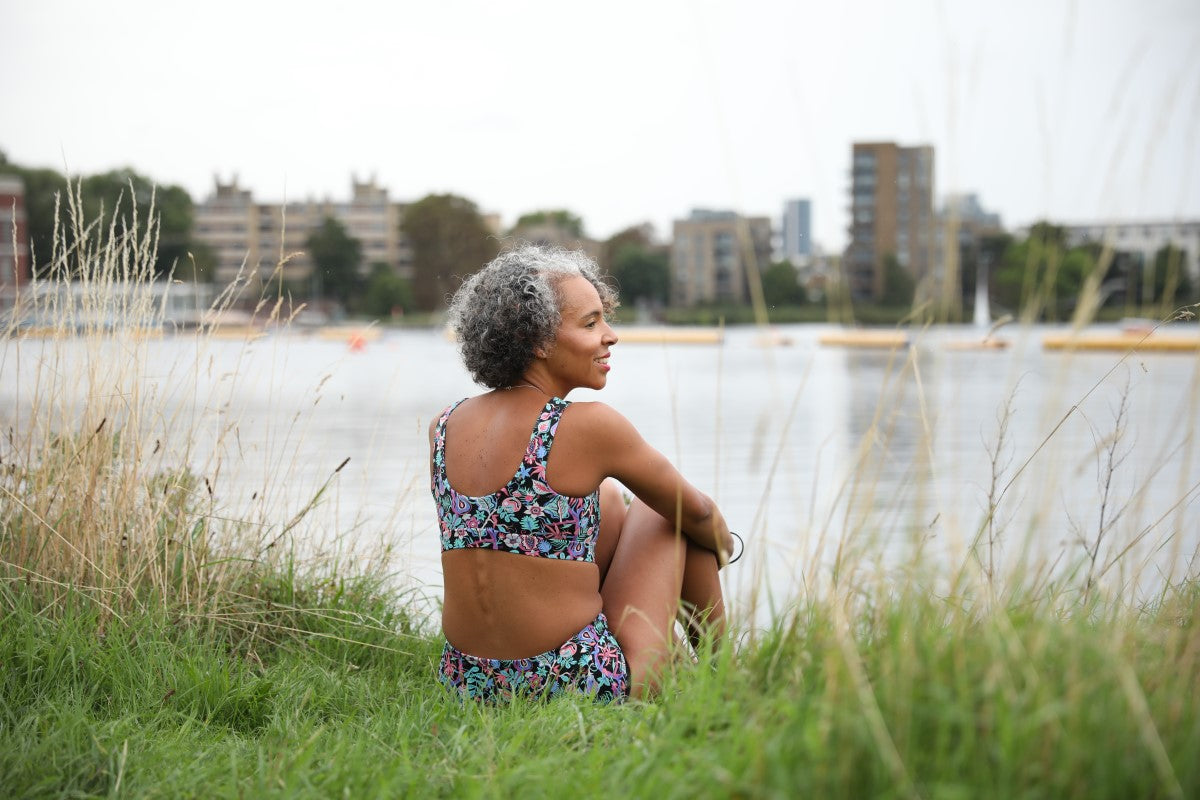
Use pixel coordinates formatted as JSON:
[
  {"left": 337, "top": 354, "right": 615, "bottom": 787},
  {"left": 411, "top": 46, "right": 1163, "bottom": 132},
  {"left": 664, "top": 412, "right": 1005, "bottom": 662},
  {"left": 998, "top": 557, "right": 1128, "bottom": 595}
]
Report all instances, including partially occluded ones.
[{"left": 3, "top": 0, "right": 1198, "bottom": 251}]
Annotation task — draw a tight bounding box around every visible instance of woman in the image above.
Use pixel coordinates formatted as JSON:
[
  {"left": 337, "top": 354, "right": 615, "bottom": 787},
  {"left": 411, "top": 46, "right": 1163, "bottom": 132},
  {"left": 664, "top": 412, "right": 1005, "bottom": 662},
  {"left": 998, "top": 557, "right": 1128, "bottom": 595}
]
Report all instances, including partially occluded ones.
[{"left": 432, "top": 244, "right": 734, "bottom": 703}]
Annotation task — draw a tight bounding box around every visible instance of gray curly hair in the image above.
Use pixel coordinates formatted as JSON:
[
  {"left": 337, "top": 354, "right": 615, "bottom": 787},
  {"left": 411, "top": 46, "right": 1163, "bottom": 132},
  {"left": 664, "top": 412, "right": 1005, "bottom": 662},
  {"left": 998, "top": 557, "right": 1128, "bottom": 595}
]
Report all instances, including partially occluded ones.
[{"left": 447, "top": 244, "right": 618, "bottom": 389}]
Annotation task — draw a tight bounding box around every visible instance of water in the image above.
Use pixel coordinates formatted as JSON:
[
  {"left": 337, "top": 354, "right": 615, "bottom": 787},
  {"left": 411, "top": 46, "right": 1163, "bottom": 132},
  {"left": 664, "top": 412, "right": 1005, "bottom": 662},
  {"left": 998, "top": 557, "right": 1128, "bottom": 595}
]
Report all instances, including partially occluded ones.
[{"left": 4, "top": 323, "right": 1198, "bottom": 618}]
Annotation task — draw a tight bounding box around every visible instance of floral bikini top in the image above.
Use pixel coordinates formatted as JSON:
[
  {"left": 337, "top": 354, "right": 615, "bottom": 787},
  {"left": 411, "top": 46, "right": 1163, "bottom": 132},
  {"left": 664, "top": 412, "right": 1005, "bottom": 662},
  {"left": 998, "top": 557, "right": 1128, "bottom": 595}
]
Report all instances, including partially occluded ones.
[{"left": 432, "top": 397, "right": 600, "bottom": 562}]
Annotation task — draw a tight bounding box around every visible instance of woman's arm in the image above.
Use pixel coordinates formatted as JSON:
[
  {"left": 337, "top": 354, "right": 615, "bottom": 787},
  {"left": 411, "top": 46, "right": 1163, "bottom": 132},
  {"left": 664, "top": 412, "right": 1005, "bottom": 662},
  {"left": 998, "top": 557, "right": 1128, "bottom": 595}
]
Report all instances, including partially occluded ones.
[{"left": 570, "top": 402, "right": 734, "bottom": 564}]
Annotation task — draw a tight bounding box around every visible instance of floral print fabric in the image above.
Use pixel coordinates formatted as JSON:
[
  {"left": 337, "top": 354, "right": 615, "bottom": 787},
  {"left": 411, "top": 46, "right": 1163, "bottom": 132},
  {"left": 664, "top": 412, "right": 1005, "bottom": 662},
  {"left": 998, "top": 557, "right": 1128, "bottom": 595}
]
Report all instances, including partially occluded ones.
[
  {"left": 432, "top": 397, "right": 600, "bottom": 562},
  {"left": 439, "top": 613, "right": 628, "bottom": 703}
]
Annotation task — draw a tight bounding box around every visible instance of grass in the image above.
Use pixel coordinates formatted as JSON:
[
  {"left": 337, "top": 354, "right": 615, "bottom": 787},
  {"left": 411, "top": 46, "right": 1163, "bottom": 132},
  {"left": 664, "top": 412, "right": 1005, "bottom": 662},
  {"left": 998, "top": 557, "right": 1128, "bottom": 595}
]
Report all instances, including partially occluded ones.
[
  {"left": 3, "top": 575, "right": 1199, "bottom": 798},
  {"left": 3, "top": 184, "right": 1200, "bottom": 797}
]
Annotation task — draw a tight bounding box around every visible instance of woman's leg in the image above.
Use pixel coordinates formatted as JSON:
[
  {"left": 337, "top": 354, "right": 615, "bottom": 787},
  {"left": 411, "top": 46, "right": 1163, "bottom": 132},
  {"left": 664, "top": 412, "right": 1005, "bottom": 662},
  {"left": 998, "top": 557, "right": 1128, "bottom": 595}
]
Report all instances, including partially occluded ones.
[
  {"left": 679, "top": 542, "right": 727, "bottom": 649},
  {"left": 598, "top": 496, "right": 725, "bottom": 698}
]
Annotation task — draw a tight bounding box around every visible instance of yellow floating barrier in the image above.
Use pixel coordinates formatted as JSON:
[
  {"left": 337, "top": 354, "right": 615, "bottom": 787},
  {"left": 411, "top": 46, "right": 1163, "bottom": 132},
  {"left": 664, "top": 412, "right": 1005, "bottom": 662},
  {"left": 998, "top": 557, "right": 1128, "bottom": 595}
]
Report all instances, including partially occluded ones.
[
  {"left": 1043, "top": 333, "right": 1200, "bottom": 353},
  {"left": 318, "top": 326, "right": 382, "bottom": 343},
  {"left": 944, "top": 337, "right": 1009, "bottom": 351},
  {"left": 205, "top": 325, "right": 267, "bottom": 341},
  {"left": 616, "top": 327, "right": 724, "bottom": 344},
  {"left": 16, "top": 326, "right": 72, "bottom": 338},
  {"left": 818, "top": 330, "right": 909, "bottom": 349}
]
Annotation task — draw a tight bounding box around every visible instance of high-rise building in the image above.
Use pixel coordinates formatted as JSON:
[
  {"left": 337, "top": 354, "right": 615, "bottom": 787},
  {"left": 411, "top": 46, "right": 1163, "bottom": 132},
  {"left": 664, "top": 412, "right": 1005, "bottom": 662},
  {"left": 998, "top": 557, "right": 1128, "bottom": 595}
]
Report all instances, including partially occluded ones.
[
  {"left": 0, "top": 175, "right": 31, "bottom": 291},
  {"left": 670, "top": 209, "right": 772, "bottom": 306},
  {"left": 844, "top": 142, "right": 935, "bottom": 300},
  {"left": 782, "top": 198, "right": 812, "bottom": 264}
]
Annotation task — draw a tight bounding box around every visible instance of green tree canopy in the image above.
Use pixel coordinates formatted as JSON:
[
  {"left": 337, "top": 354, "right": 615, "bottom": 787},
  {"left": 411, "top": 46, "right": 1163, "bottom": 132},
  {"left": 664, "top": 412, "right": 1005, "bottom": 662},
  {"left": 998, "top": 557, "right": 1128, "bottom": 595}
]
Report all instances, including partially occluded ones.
[
  {"left": 610, "top": 244, "right": 669, "bottom": 307},
  {"left": 1149, "top": 244, "right": 1194, "bottom": 308},
  {"left": 993, "top": 223, "right": 1097, "bottom": 320},
  {"left": 361, "top": 261, "right": 413, "bottom": 318},
  {"left": 511, "top": 209, "right": 584, "bottom": 238},
  {"left": 879, "top": 253, "right": 916, "bottom": 308},
  {"left": 401, "top": 194, "right": 499, "bottom": 311},
  {"left": 305, "top": 216, "right": 363, "bottom": 306},
  {"left": 0, "top": 153, "right": 68, "bottom": 267},
  {"left": 601, "top": 225, "right": 655, "bottom": 274},
  {"left": 0, "top": 154, "right": 202, "bottom": 280},
  {"left": 761, "top": 260, "right": 808, "bottom": 307},
  {"left": 78, "top": 168, "right": 196, "bottom": 279}
]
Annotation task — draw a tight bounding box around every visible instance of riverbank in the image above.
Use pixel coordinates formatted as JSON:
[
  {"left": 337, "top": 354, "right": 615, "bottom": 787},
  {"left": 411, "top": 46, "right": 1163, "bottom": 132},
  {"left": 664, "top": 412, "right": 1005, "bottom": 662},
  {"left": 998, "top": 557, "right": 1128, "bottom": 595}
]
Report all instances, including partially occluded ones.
[
  {"left": 3, "top": 565, "right": 1198, "bottom": 798},
  {"left": 5, "top": 194, "right": 1198, "bottom": 798}
]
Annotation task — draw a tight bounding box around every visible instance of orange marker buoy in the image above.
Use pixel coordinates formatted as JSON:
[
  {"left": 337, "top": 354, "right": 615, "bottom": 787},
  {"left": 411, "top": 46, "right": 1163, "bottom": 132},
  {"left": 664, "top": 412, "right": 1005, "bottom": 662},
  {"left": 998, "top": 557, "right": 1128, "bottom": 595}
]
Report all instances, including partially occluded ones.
[{"left": 348, "top": 333, "right": 366, "bottom": 352}]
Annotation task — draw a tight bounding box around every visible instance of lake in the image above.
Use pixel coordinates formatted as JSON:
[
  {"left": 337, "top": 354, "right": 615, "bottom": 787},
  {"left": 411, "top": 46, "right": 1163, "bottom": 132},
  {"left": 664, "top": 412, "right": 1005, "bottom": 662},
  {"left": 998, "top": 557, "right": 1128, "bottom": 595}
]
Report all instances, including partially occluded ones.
[{"left": 4, "top": 322, "right": 1198, "bottom": 619}]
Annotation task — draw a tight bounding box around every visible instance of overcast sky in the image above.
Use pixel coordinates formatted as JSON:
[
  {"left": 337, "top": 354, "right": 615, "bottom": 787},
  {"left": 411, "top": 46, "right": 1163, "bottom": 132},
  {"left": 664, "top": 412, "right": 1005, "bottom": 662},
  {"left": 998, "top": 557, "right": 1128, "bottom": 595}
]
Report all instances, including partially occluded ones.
[{"left": 3, "top": 0, "right": 1198, "bottom": 250}]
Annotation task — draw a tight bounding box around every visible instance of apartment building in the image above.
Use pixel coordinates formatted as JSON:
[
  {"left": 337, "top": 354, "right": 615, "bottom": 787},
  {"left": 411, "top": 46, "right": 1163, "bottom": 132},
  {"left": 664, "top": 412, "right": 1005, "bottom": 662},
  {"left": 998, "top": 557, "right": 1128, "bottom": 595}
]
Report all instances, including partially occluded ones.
[
  {"left": 670, "top": 209, "right": 772, "bottom": 306},
  {"left": 844, "top": 142, "right": 935, "bottom": 300},
  {"left": 193, "top": 178, "right": 260, "bottom": 286},
  {"left": 1057, "top": 220, "right": 1200, "bottom": 284},
  {"left": 0, "top": 175, "right": 31, "bottom": 291},
  {"left": 194, "top": 176, "right": 412, "bottom": 290}
]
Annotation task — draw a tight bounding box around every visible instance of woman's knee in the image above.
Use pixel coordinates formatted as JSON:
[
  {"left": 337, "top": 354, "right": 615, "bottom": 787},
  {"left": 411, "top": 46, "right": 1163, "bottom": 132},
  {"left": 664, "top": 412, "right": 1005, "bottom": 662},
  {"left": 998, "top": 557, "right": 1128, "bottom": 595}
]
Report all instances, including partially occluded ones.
[{"left": 600, "top": 478, "right": 627, "bottom": 516}]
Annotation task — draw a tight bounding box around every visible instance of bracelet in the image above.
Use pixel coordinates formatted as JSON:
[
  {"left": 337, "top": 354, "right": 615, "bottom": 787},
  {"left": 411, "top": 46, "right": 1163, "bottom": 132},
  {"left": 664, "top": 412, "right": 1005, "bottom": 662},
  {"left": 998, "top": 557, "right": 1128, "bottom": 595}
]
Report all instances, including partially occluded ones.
[{"left": 727, "top": 531, "right": 744, "bottom": 565}]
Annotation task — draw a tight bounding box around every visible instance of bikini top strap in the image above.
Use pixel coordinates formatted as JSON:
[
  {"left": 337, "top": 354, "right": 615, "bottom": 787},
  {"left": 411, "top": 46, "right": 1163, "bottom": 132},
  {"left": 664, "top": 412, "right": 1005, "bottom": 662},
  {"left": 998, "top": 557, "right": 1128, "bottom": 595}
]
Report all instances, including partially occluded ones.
[
  {"left": 522, "top": 397, "right": 570, "bottom": 464},
  {"left": 434, "top": 398, "right": 469, "bottom": 468}
]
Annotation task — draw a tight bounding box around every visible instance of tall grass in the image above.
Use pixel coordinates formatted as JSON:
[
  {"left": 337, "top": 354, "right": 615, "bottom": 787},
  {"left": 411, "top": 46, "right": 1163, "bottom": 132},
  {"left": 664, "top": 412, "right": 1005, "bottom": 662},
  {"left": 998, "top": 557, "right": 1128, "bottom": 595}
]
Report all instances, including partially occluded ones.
[
  {"left": 0, "top": 182, "right": 396, "bottom": 630},
  {"left": 2, "top": 188, "right": 1200, "bottom": 797}
]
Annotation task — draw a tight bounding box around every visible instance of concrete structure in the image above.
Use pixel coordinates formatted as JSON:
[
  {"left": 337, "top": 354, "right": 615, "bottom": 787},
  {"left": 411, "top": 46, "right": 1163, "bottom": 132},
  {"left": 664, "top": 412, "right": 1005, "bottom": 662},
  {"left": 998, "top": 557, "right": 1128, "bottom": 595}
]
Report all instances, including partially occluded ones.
[
  {"left": 194, "top": 176, "right": 412, "bottom": 292},
  {"left": 1055, "top": 220, "right": 1200, "bottom": 284},
  {"left": 781, "top": 198, "right": 813, "bottom": 264},
  {"left": 670, "top": 209, "right": 772, "bottom": 306},
  {"left": 0, "top": 175, "right": 31, "bottom": 290},
  {"left": 844, "top": 142, "right": 935, "bottom": 300}
]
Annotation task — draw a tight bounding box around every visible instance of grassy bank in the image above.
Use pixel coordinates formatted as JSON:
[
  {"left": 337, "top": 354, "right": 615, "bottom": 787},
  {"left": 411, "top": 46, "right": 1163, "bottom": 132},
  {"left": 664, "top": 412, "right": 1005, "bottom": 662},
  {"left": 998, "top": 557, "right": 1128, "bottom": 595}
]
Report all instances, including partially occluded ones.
[
  {"left": 4, "top": 188, "right": 1199, "bottom": 798},
  {"left": 3, "top": 572, "right": 1199, "bottom": 798}
]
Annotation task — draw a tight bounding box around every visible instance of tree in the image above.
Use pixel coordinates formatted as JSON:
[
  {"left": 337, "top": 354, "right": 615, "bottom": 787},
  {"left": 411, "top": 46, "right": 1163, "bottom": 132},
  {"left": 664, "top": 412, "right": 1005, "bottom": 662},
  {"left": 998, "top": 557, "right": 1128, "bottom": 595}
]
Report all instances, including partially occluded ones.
[
  {"left": 879, "top": 253, "right": 915, "bottom": 307},
  {"left": 362, "top": 261, "right": 413, "bottom": 318},
  {"left": 78, "top": 168, "right": 196, "bottom": 279},
  {"left": 601, "top": 225, "right": 655, "bottom": 274},
  {"left": 401, "top": 194, "right": 499, "bottom": 311},
  {"left": 305, "top": 216, "right": 363, "bottom": 306},
  {"left": 610, "top": 244, "right": 669, "bottom": 307},
  {"left": 0, "top": 154, "right": 205, "bottom": 281},
  {"left": 511, "top": 209, "right": 584, "bottom": 238},
  {"left": 993, "top": 223, "right": 1096, "bottom": 319},
  {"left": 761, "top": 260, "right": 808, "bottom": 307},
  {"left": 0, "top": 153, "right": 68, "bottom": 269},
  {"left": 176, "top": 241, "right": 219, "bottom": 283},
  {"left": 1148, "top": 244, "right": 1194, "bottom": 307}
]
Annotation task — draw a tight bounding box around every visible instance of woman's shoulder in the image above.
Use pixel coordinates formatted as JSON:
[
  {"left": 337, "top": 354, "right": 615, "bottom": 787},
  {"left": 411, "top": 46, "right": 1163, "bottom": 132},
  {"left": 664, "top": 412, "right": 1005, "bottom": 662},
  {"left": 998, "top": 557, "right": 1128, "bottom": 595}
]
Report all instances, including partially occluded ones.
[
  {"left": 427, "top": 396, "right": 472, "bottom": 440},
  {"left": 559, "top": 399, "right": 638, "bottom": 439}
]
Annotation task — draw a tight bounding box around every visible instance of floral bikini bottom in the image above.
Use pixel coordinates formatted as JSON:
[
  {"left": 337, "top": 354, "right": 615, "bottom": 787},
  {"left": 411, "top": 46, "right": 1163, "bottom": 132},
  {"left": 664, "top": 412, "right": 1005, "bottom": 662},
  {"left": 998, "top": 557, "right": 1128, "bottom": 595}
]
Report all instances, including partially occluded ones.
[{"left": 438, "top": 612, "right": 629, "bottom": 704}]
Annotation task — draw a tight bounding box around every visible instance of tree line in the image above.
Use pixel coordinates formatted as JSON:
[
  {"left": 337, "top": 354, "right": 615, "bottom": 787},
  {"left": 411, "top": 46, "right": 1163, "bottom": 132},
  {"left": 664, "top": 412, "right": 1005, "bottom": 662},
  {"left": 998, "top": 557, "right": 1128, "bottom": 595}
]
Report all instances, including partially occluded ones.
[
  {"left": 0, "top": 152, "right": 679, "bottom": 315},
  {"left": 963, "top": 223, "right": 1194, "bottom": 321},
  {"left": 3, "top": 152, "right": 1192, "bottom": 320}
]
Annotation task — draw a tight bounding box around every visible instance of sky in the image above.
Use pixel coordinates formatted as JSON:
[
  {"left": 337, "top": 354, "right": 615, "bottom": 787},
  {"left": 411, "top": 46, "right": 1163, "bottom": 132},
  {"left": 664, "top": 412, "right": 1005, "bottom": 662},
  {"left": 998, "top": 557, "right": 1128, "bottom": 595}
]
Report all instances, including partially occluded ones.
[{"left": 3, "top": 0, "right": 1199, "bottom": 251}]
